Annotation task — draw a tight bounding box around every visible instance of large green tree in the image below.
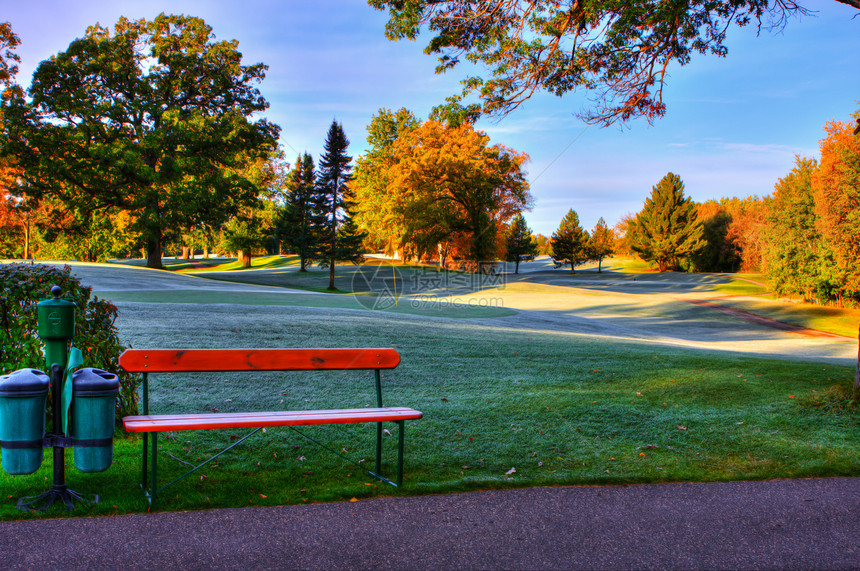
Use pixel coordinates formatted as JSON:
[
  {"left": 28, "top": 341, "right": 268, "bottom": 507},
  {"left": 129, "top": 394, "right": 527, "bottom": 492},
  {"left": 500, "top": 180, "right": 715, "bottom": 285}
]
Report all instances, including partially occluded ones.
[
  {"left": 765, "top": 157, "right": 840, "bottom": 301},
  {"left": 504, "top": 213, "right": 538, "bottom": 274},
  {"left": 0, "top": 14, "right": 280, "bottom": 268},
  {"left": 370, "top": 1, "right": 858, "bottom": 126},
  {"left": 551, "top": 209, "right": 590, "bottom": 273},
  {"left": 630, "top": 173, "right": 705, "bottom": 272},
  {"left": 312, "top": 120, "right": 365, "bottom": 290}
]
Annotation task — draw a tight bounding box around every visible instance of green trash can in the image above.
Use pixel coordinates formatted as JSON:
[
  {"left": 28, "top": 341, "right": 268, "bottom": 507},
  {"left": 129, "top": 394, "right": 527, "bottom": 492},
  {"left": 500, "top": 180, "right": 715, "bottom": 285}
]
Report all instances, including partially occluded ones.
[
  {"left": 70, "top": 368, "right": 119, "bottom": 473},
  {"left": 0, "top": 369, "right": 50, "bottom": 475}
]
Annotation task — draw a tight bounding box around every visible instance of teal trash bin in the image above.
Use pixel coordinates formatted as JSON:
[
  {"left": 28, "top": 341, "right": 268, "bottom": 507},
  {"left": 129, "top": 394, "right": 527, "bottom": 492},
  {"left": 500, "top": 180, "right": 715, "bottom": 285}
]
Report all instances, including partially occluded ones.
[
  {"left": 70, "top": 368, "right": 119, "bottom": 473},
  {"left": 0, "top": 369, "right": 50, "bottom": 475}
]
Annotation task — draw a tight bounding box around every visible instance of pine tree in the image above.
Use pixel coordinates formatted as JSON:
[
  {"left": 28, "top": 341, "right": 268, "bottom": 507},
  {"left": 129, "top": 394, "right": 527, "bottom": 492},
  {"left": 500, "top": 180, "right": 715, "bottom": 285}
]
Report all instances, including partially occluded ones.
[
  {"left": 311, "top": 120, "right": 366, "bottom": 290},
  {"left": 588, "top": 217, "right": 614, "bottom": 273},
  {"left": 550, "top": 209, "right": 590, "bottom": 273},
  {"left": 281, "top": 153, "right": 318, "bottom": 272},
  {"left": 630, "top": 173, "right": 704, "bottom": 272},
  {"left": 504, "top": 214, "right": 538, "bottom": 274}
]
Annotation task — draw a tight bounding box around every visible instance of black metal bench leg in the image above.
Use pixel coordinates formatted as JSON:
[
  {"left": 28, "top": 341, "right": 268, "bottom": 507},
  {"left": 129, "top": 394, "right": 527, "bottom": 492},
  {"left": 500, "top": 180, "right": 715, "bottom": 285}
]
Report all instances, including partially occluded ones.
[
  {"left": 376, "top": 422, "right": 383, "bottom": 477},
  {"left": 151, "top": 432, "right": 158, "bottom": 506},
  {"left": 397, "top": 420, "right": 405, "bottom": 487},
  {"left": 142, "top": 433, "right": 148, "bottom": 494}
]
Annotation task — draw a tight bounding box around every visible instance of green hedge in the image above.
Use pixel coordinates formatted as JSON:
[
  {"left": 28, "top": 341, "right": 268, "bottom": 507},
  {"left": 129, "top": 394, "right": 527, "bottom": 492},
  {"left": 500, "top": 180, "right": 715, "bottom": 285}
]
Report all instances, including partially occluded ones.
[{"left": 0, "top": 263, "right": 139, "bottom": 421}]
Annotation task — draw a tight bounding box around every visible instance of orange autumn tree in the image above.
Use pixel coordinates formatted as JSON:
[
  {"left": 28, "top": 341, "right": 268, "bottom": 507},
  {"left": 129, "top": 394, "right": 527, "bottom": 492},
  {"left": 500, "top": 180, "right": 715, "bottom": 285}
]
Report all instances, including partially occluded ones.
[
  {"left": 354, "top": 119, "right": 532, "bottom": 271},
  {"left": 813, "top": 114, "right": 860, "bottom": 298}
]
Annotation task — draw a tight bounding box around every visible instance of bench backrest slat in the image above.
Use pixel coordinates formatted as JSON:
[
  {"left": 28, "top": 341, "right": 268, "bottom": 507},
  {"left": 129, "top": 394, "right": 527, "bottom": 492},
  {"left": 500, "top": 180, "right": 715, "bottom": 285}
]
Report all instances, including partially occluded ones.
[{"left": 119, "top": 348, "right": 400, "bottom": 373}]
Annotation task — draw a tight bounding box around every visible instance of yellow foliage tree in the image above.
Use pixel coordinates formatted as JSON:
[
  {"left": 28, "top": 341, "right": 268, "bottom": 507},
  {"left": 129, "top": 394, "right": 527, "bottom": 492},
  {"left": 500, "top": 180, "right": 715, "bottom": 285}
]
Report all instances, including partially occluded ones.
[
  {"left": 355, "top": 119, "right": 531, "bottom": 271},
  {"left": 813, "top": 117, "right": 860, "bottom": 296}
]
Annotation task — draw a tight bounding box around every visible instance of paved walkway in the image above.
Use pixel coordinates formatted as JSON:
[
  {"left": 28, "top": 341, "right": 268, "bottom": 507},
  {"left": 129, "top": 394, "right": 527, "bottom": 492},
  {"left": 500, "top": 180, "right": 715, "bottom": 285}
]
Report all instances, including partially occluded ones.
[{"left": 2, "top": 478, "right": 859, "bottom": 569}]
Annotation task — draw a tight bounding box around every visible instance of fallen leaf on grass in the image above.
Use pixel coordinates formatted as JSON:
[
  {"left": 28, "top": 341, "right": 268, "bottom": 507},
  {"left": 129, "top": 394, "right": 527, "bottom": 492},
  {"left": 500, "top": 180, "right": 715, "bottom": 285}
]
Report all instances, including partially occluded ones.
[
  {"left": 259, "top": 494, "right": 267, "bottom": 498},
  {"left": 677, "top": 426, "right": 687, "bottom": 431},
  {"left": 349, "top": 498, "right": 359, "bottom": 503},
  {"left": 505, "top": 467, "right": 516, "bottom": 475}
]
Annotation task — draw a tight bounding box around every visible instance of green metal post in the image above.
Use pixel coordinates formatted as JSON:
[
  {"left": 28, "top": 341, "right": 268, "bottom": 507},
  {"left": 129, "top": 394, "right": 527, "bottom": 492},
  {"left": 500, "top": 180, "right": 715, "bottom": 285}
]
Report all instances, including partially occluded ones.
[
  {"left": 375, "top": 369, "right": 383, "bottom": 475},
  {"left": 141, "top": 373, "right": 149, "bottom": 494}
]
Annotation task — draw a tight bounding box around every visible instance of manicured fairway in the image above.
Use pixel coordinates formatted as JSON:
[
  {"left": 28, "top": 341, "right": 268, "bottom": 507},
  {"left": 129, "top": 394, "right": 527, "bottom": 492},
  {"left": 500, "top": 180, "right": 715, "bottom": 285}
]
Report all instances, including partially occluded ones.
[{"left": 0, "top": 261, "right": 856, "bottom": 519}]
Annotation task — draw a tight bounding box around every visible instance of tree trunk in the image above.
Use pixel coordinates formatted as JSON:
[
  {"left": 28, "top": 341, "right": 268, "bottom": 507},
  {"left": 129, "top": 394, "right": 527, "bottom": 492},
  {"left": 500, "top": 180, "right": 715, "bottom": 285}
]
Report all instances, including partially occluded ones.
[
  {"left": 182, "top": 246, "right": 192, "bottom": 260},
  {"left": 514, "top": 259, "right": 520, "bottom": 274},
  {"left": 23, "top": 218, "right": 30, "bottom": 260},
  {"left": 598, "top": 257, "right": 602, "bottom": 273},
  {"left": 238, "top": 250, "right": 252, "bottom": 268},
  {"left": 328, "top": 260, "right": 336, "bottom": 290},
  {"left": 146, "top": 232, "right": 164, "bottom": 269}
]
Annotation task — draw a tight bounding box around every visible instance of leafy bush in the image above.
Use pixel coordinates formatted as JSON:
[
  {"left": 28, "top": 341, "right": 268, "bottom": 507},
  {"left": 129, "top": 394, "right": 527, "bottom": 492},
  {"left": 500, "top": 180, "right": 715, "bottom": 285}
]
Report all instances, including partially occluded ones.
[{"left": 0, "top": 263, "right": 139, "bottom": 421}]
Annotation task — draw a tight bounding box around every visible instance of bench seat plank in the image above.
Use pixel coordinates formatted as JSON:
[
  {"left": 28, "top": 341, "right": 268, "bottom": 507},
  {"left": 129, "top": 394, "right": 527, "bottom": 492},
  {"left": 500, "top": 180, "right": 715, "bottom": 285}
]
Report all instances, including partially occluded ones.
[
  {"left": 123, "top": 407, "right": 423, "bottom": 432},
  {"left": 119, "top": 348, "right": 401, "bottom": 373}
]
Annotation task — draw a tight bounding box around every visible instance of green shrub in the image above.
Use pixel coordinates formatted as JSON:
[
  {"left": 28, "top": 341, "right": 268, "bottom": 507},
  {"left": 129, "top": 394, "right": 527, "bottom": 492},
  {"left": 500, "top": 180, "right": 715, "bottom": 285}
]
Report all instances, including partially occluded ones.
[{"left": 0, "top": 263, "right": 139, "bottom": 421}]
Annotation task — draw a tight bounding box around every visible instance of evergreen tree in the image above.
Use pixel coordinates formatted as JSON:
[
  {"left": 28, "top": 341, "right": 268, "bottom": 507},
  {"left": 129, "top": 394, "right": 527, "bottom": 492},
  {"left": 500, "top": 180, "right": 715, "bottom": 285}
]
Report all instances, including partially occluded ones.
[
  {"left": 588, "top": 217, "right": 614, "bottom": 273},
  {"left": 504, "top": 214, "right": 538, "bottom": 274},
  {"left": 630, "top": 173, "right": 705, "bottom": 272},
  {"left": 281, "top": 153, "right": 318, "bottom": 271},
  {"left": 550, "top": 209, "right": 590, "bottom": 273},
  {"left": 311, "top": 120, "right": 366, "bottom": 290}
]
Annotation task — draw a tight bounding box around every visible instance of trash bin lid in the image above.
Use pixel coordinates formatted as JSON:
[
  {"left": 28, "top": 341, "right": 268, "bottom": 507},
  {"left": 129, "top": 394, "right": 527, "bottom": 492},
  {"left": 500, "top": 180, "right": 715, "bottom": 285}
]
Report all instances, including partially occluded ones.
[
  {"left": 0, "top": 368, "right": 50, "bottom": 396},
  {"left": 72, "top": 368, "right": 120, "bottom": 395}
]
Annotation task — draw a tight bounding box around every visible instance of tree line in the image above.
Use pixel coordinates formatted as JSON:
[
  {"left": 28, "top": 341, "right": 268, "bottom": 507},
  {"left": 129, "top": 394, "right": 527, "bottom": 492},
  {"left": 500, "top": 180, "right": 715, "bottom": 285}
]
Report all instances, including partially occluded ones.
[
  {"left": 548, "top": 110, "right": 860, "bottom": 306},
  {"left": 1, "top": 15, "right": 858, "bottom": 305},
  {"left": 0, "top": 16, "right": 533, "bottom": 281}
]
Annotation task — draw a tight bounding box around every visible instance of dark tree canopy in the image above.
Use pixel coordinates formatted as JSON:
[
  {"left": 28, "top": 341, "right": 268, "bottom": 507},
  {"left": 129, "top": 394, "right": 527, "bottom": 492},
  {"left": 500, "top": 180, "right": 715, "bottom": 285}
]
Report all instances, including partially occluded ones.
[
  {"left": 281, "top": 153, "right": 319, "bottom": 272},
  {"left": 0, "top": 22, "right": 21, "bottom": 95},
  {"left": 0, "top": 14, "right": 280, "bottom": 268},
  {"left": 370, "top": 0, "right": 857, "bottom": 126}
]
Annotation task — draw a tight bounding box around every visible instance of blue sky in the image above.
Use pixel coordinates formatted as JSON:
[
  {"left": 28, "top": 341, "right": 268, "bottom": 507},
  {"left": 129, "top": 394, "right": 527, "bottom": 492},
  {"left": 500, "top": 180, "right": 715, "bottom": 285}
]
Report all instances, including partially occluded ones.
[{"left": 5, "top": 1, "right": 859, "bottom": 236}]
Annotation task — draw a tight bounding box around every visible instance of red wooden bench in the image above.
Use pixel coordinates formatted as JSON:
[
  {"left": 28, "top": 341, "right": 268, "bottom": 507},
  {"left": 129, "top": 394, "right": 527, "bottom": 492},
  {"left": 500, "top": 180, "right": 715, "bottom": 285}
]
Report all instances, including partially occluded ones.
[{"left": 119, "top": 348, "right": 423, "bottom": 505}]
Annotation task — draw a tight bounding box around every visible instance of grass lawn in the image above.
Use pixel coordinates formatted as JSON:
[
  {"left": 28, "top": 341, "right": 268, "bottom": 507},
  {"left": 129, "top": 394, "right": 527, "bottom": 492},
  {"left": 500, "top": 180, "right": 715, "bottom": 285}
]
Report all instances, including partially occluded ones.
[{"left": 1, "top": 299, "right": 857, "bottom": 520}]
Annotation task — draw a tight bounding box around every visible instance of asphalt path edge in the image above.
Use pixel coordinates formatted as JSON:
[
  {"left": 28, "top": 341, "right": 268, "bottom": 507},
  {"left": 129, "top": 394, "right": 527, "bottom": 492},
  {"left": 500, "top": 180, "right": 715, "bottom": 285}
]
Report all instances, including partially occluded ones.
[{"left": 1, "top": 478, "right": 858, "bottom": 570}]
